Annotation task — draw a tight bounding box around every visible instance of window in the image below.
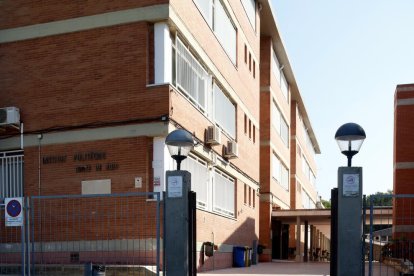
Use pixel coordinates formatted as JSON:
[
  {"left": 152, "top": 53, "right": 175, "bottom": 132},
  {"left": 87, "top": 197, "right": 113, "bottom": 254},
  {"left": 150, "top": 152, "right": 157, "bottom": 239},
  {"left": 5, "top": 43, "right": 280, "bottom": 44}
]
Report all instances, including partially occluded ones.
[
  {"left": 252, "top": 190, "right": 255, "bottom": 208},
  {"left": 194, "top": 0, "right": 237, "bottom": 64},
  {"left": 193, "top": 0, "right": 213, "bottom": 26},
  {"left": 214, "top": 83, "right": 236, "bottom": 137},
  {"left": 272, "top": 152, "right": 289, "bottom": 191},
  {"left": 271, "top": 101, "right": 289, "bottom": 147},
  {"left": 181, "top": 155, "right": 209, "bottom": 208},
  {"left": 249, "top": 53, "right": 252, "bottom": 71},
  {"left": 253, "top": 125, "right": 256, "bottom": 143},
  {"left": 182, "top": 154, "right": 237, "bottom": 218},
  {"left": 175, "top": 38, "right": 209, "bottom": 112},
  {"left": 249, "top": 119, "right": 252, "bottom": 139},
  {"left": 302, "top": 189, "right": 316, "bottom": 209},
  {"left": 244, "top": 114, "right": 247, "bottom": 134},
  {"left": 241, "top": 0, "right": 256, "bottom": 30},
  {"left": 271, "top": 49, "right": 289, "bottom": 101},
  {"left": 248, "top": 186, "right": 251, "bottom": 206},
  {"left": 244, "top": 183, "right": 247, "bottom": 204},
  {"left": 301, "top": 155, "right": 315, "bottom": 185},
  {"left": 253, "top": 60, "right": 256, "bottom": 78},
  {"left": 244, "top": 44, "right": 247, "bottom": 64},
  {"left": 213, "top": 169, "right": 235, "bottom": 217},
  {"left": 0, "top": 151, "right": 24, "bottom": 198}
]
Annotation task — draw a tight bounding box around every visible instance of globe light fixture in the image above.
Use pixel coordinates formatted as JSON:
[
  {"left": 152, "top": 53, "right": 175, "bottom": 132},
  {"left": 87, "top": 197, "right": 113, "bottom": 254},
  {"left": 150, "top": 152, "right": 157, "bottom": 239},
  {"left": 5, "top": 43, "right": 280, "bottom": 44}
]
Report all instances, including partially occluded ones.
[
  {"left": 165, "top": 129, "right": 195, "bottom": 170},
  {"left": 335, "top": 122, "right": 366, "bottom": 167}
]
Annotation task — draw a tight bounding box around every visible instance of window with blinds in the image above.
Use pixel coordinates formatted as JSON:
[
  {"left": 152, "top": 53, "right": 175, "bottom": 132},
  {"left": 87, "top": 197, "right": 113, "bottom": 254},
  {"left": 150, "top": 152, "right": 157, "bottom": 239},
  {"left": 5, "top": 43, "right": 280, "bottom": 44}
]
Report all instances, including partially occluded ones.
[
  {"left": 0, "top": 151, "right": 24, "bottom": 198},
  {"left": 193, "top": 0, "right": 237, "bottom": 64},
  {"left": 241, "top": 0, "right": 256, "bottom": 30},
  {"left": 272, "top": 152, "right": 289, "bottom": 191},
  {"left": 213, "top": 169, "right": 235, "bottom": 217},
  {"left": 181, "top": 155, "right": 209, "bottom": 209},
  {"left": 271, "top": 49, "right": 289, "bottom": 101},
  {"left": 272, "top": 101, "right": 289, "bottom": 147},
  {"left": 214, "top": 83, "right": 236, "bottom": 138}
]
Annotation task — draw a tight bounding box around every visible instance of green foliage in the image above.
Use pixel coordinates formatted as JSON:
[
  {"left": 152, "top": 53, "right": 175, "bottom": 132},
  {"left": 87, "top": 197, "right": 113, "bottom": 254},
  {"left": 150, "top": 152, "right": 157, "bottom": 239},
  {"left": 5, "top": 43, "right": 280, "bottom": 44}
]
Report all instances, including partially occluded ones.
[
  {"left": 321, "top": 199, "right": 331, "bottom": 209},
  {"left": 366, "top": 190, "right": 393, "bottom": 206}
]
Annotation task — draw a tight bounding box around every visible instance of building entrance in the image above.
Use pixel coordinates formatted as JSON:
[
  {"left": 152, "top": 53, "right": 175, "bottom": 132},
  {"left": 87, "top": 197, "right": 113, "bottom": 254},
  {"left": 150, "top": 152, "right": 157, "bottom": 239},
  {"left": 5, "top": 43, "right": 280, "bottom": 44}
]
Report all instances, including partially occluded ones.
[{"left": 272, "top": 219, "right": 289, "bottom": 259}]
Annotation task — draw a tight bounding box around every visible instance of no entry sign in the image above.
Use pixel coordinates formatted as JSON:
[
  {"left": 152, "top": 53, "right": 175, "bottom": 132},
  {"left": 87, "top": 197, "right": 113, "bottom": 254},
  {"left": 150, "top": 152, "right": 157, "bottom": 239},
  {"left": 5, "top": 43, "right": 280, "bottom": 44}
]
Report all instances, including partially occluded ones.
[{"left": 5, "top": 198, "right": 23, "bottom": 227}]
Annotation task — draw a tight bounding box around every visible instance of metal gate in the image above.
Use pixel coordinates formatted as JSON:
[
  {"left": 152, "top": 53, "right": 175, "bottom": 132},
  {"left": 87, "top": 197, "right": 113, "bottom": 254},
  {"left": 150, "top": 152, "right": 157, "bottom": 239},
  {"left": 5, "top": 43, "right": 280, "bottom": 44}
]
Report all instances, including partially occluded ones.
[
  {"left": 367, "top": 194, "right": 414, "bottom": 276},
  {"left": 0, "top": 192, "right": 162, "bottom": 275}
]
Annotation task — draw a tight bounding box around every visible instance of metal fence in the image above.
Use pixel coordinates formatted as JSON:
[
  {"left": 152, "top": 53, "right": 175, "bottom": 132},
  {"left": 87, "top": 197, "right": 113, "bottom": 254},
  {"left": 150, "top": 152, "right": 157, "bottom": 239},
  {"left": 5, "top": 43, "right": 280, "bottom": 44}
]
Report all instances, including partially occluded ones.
[
  {"left": 0, "top": 192, "right": 162, "bottom": 276},
  {"left": 367, "top": 194, "right": 414, "bottom": 276}
]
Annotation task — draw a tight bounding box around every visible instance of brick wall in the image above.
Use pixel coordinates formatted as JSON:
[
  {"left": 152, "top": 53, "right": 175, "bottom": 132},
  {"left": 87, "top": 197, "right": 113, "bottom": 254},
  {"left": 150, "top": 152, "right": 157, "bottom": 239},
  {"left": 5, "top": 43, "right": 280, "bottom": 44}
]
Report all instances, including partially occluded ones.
[
  {"left": 0, "top": 0, "right": 168, "bottom": 29},
  {"left": 0, "top": 22, "right": 169, "bottom": 133}
]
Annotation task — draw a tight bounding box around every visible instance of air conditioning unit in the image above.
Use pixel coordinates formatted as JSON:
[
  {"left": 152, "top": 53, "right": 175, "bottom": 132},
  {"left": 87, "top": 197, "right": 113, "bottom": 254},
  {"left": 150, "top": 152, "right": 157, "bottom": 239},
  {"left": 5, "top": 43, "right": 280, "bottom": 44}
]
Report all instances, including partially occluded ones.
[
  {"left": 206, "top": 125, "right": 221, "bottom": 145},
  {"left": 225, "top": 140, "right": 238, "bottom": 158},
  {"left": 0, "top": 107, "right": 20, "bottom": 126}
]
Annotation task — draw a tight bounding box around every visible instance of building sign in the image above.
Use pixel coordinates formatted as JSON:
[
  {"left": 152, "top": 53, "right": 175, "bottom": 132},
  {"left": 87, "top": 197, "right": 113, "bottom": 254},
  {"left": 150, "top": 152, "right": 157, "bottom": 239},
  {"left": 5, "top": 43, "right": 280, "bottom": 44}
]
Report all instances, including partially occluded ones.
[
  {"left": 5, "top": 197, "right": 23, "bottom": 227},
  {"left": 343, "top": 174, "right": 359, "bottom": 197},
  {"left": 168, "top": 176, "right": 183, "bottom": 198},
  {"left": 41, "top": 151, "right": 119, "bottom": 173}
]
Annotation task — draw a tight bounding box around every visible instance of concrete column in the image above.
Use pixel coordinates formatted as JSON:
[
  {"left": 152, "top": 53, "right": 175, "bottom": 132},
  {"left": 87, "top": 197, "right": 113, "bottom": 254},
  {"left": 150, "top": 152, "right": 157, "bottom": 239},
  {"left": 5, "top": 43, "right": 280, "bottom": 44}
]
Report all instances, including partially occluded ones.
[
  {"left": 310, "top": 225, "right": 314, "bottom": 261},
  {"left": 154, "top": 22, "right": 172, "bottom": 84},
  {"left": 304, "top": 221, "right": 309, "bottom": 262},
  {"left": 296, "top": 216, "right": 301, "bottom": 262}
]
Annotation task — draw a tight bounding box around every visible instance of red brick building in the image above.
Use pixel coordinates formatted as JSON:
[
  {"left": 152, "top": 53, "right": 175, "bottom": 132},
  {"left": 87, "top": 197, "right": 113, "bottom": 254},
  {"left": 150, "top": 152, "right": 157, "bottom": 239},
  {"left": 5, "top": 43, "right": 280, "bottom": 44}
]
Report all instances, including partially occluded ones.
[
  {"left": 394, "top": 83, "right": 414, "bottom": 240},
  {"left": 0, "top": 0, "right": 320, "bottom": 270}
]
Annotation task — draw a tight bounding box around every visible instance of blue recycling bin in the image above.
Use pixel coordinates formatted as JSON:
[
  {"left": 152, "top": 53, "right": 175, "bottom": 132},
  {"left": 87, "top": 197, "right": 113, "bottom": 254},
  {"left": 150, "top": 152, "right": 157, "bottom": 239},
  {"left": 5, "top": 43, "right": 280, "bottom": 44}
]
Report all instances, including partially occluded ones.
[{"left": 233, "top": 246, "right": 246, "bottom": 267}]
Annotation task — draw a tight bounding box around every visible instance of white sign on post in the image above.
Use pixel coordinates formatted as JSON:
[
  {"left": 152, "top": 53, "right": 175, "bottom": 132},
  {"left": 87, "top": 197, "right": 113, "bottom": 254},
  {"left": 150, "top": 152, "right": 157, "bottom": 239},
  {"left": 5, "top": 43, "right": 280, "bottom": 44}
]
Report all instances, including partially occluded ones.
[
  {"left": 5, "top": 197, "right": 24, "bottom": 227},
  {"left": 343, "top": 174, "right": 360, "bottom": 197},
  {"left": 168, "top": 176, "right": 183, "bottom": 198}
]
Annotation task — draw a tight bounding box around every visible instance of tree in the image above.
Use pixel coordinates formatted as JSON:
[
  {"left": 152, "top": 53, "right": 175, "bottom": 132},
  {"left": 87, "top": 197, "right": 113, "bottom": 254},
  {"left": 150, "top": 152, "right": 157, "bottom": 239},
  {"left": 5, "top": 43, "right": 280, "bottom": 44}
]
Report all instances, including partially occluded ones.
[
  {"left": 321, "top": 199, "right": 331, "bottom": 209},
  {"left": 366, "top": 190, "right": 393, "bottom": 206}
]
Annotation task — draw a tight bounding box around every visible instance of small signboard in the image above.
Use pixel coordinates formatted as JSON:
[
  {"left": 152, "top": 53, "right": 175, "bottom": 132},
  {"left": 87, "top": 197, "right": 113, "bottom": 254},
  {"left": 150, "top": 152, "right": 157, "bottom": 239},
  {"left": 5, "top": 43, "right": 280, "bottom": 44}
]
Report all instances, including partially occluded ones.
[
  {"left": 343, "top": 174, "right": 360, "bottom": 197},
  {"left": 5, "top": 197, "right": 23, "bottom": 227},
  {"left": 168, "top": 176, "right": 183, "bottom": 198}
]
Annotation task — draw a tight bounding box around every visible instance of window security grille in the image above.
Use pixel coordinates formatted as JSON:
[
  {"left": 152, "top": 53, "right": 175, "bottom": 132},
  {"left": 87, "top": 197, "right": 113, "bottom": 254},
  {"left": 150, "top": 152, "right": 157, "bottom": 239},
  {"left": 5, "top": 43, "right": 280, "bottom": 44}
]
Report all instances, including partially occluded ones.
[
  {"left": 213, "top": 169, "right": 235, "bottom": 217},
  {"left": 0, "top": 151, "right": 24, "bottom": 198},
  {"left": 176, "top": 38, "right": 208, "bottom": 111}
]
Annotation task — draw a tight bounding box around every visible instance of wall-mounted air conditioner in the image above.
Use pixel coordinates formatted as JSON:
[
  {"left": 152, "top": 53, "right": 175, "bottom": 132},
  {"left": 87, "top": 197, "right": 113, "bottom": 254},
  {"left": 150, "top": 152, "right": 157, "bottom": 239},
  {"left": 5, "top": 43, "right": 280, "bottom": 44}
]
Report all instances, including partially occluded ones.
[
  {"left": 225, "top": 140, "right": 238, "bottom": 158},
  {"left": 206, "top": 125, "right": 221, "bottom": 145},
  {"left": 0, "top": 107, "right": 20, "bottom": 126}
]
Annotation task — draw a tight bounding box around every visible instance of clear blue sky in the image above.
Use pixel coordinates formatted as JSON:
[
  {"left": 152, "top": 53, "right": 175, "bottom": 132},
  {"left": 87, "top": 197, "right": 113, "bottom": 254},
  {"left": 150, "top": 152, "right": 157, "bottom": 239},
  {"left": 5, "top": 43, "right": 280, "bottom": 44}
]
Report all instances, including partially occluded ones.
[{"left": 271, "top": 0, "right": 414, "bottom": 199}]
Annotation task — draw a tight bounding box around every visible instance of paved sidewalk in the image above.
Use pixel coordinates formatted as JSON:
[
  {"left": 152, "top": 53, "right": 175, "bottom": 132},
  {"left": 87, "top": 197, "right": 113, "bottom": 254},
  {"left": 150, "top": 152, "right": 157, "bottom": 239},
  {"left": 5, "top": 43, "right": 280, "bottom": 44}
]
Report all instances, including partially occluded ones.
[
  {"left": 199, "top": 261, "right": 399, "bottom": 276},
  {"left": 199, "top": 261, "right": 330, "bottom": 276}
]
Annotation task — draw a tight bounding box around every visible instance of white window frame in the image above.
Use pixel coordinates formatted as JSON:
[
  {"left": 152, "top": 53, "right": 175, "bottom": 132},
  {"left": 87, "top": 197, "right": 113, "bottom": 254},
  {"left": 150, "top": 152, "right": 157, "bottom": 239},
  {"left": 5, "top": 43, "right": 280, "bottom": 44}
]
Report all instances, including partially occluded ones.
[
  {"left": 174, "top": 37, "right": 210, "bottom": 114},
  {"left": 213, "top": 82, "right": 236, "bottom": 138},
  {"left": 271, "top": 101, "right": 289, "bottom": 147},
  {"left": 193, "top": 0, "right": 237, "bottom": 64},
  {"left": 0, "top": 151, "right": 24, "bottom": 198},
  {"left": 181, "top": 154, "right": 210, "bottom": 209},
  {"left": 213, "top": 169, "right": 235, "bottom": 217},
  {"left": 272, "top": 152, "right": 289, "bottom": 191},
  {"left": 241, "top": 0, "right": 256, "bottom": 30},
  {"left": 271, "top": 49, "right": 289, "bottom": 101}
]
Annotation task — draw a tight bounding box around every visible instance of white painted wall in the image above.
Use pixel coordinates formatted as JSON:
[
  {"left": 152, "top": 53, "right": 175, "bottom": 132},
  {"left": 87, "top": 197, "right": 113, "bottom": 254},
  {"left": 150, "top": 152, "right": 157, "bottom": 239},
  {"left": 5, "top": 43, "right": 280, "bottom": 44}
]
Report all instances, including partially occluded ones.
[{"left": 154, "top": 22, "right": 172, "bottom": 84}]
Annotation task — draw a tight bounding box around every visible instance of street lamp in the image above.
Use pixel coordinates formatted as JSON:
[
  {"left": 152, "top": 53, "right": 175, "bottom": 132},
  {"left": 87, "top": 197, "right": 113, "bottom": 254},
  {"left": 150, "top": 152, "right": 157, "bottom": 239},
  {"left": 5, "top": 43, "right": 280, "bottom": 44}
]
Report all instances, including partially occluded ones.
[
  {"left": 335, "top": 122, "right": 366, "bottom": 167},
  {"left": 165, "top": 129, "right": 194, "bottom": 170}
]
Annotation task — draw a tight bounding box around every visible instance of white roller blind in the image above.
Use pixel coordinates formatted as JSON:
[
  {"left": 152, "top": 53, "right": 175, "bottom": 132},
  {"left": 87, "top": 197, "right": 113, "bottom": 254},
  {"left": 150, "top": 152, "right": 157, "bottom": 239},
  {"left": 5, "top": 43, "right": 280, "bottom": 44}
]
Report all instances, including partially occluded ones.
[
  {"left": 181, "top": 155, "right": 209, "bottom": 208},
  {"left": 272, "top": 153, "right": 280, "bottom": 182},
  {"left": 194, "top": 0, "right": 213, "bottom": 26},
  {"left": 214, "top": 83, "right": 236, "bottom": 137},
  {"left": 213, "top": 169, "right": 235, "bottom": 217},
  {"left": 242, "top": 0, "right": 256, "bottom": 29},
  {"left": 272, "top": 50, "right": 281, "bottom": 85},
  {"left": 214, "top": 0, "right": 237, "bottom": 64},
  {"left": 271, "top": 101, "right": 281, "bottom": 135}
]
